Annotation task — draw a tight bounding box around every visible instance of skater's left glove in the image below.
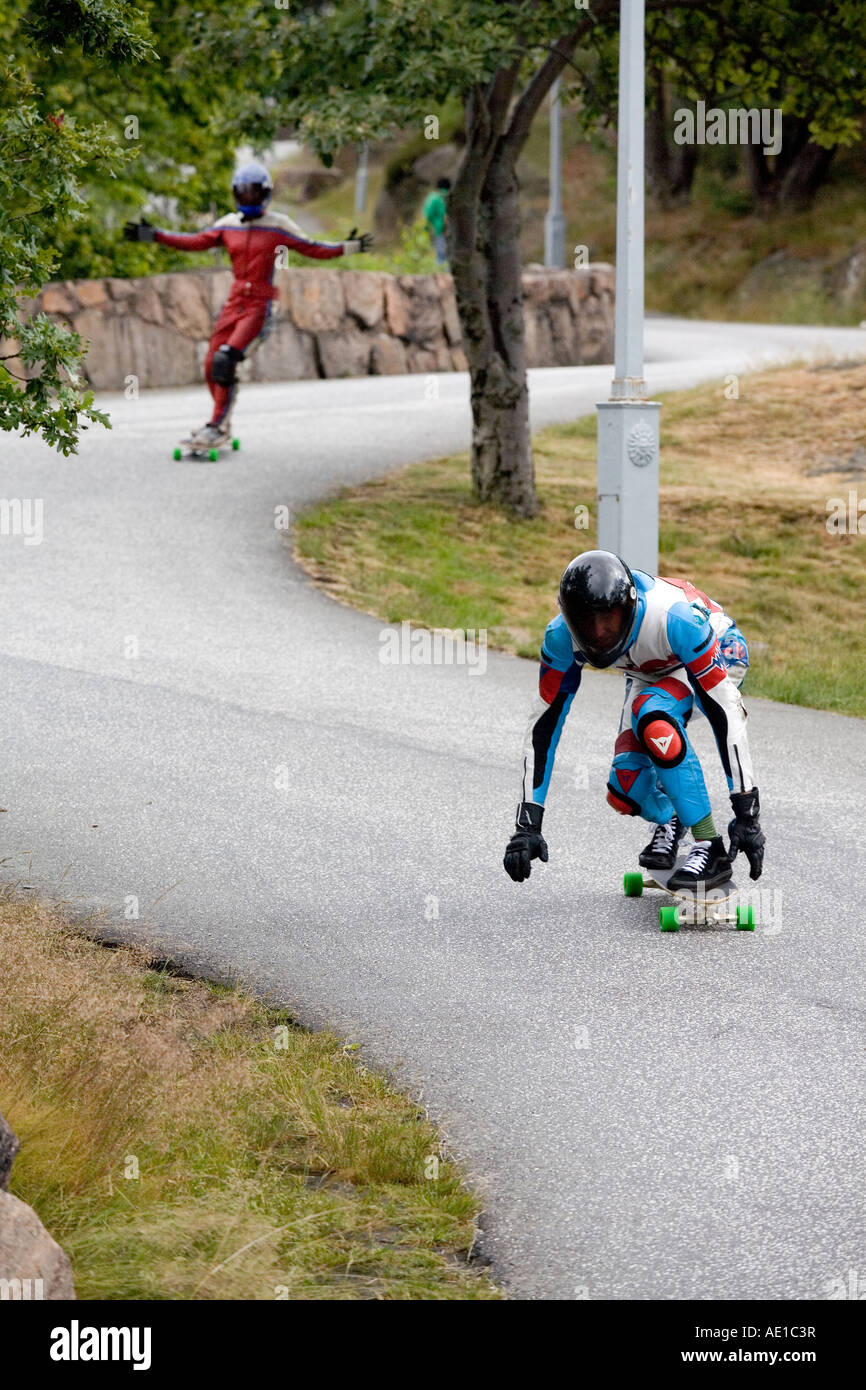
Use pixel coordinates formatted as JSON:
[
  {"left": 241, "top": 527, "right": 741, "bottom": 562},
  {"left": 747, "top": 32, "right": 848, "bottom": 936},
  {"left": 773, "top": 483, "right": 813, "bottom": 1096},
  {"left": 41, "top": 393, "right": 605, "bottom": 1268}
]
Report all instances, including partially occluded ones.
[
  {"left": 343, "top": 227, "right": 374, "bottom": 254},
  {"left": 503, "top": 802, "right": 548, "bottom": 883},
  {"left": 123, "top": 219, "right": 156, "bottom": 242},
  {"left": 727, "top": 787, "right": 765, "bottom": 881}
]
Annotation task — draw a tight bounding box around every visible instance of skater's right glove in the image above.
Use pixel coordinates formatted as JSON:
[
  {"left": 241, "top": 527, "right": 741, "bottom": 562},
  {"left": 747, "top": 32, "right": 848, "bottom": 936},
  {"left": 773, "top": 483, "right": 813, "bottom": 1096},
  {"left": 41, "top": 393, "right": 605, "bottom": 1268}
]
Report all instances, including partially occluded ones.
[
  {"left": 727, "top": 787, "right": 765, "bottom": 881},
  {"left": 123, "top": 219, "right": 156, "bottom": 242},
  {"left": 343, "top": 227, "right": 374, "bottom": 254},
  {"left": 503, "top": 802, "right": 548, "bottom": 882}
]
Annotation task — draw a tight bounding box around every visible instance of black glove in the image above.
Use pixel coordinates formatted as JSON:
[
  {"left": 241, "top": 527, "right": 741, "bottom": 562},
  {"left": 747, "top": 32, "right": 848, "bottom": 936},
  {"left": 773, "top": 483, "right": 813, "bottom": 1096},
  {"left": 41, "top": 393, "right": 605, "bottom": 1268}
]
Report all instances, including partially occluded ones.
[
  {"left": 728, "top": 787, "right": 765, "bottom": 881},
  {"left": 503, "top": 802, "right": 548, "bottom": 882},
  {"left": 344, "top": 226, "right": 374, "bottom": 253},
  {"left": 123, "top": 219, "right": 156, "bottom": 242}
]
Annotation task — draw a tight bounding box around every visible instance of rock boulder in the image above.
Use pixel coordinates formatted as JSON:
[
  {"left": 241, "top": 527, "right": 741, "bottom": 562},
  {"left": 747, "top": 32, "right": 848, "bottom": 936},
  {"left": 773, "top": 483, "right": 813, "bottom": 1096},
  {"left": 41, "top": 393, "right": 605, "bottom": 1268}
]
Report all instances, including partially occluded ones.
[{"left": 0, "top": 1191, "right": 76, "bottom": 1299}]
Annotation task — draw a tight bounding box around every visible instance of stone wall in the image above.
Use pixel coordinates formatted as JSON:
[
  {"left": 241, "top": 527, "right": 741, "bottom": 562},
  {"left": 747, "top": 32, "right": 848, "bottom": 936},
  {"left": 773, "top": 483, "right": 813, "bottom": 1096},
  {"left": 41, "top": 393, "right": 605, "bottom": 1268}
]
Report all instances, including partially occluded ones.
[{"left": 18, "top": 264, "right": 614, "bottom": 391}]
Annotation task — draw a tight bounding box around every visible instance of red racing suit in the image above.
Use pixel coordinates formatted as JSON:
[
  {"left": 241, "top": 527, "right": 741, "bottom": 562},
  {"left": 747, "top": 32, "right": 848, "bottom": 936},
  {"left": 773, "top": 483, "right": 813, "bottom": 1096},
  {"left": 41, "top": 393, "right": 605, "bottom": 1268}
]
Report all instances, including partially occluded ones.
[{"left": 154, "top": 211, "right": 348, "bottom": 423}]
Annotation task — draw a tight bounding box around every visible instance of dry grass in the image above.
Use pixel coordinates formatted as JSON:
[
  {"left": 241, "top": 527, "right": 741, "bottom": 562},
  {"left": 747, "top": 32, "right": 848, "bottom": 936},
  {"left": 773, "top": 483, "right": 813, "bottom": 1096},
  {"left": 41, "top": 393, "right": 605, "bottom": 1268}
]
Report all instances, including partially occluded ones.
[
  {"left": 0, "top": 888, "right": 500, "bottom": 1300},
  {"left": 294, "top": 361, "right": 866, "bottom": 716}
]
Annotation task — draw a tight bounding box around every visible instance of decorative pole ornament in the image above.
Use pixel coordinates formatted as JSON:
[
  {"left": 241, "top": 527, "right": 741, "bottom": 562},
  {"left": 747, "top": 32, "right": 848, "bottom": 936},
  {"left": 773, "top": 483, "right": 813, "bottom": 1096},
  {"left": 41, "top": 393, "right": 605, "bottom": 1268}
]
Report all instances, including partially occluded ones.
[{"left": 627, "top": 420, "right": 658, "bottom": 468}]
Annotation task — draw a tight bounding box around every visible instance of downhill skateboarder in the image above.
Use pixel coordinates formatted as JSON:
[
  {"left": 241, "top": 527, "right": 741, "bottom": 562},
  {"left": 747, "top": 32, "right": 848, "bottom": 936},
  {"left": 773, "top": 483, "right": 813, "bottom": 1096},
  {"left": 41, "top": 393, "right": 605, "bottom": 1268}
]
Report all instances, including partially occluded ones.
[
  {"left": 503, "top": 550, "right": 765, "bottom": 892},
  {"left": 124, "top": 161, "right": 373, "bottom": 448}
]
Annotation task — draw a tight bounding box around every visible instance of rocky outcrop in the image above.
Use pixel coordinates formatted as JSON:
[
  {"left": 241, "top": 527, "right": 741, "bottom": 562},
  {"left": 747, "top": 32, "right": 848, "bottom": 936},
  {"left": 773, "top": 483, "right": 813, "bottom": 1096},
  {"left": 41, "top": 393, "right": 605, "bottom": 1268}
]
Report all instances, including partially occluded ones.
[
  {"left": 733, "top": 243, "right": 866, "bottom": 319},
  {"left": 13, "top": 264, "right": 615, "bottom": 391},
  {"left": 0, "top": 1109, "right": 75, "bottom": 1300},
  {"left": 0, "top": 1110, "right": 19, "bottom": 1189},
  {"left": 0, "top": 1192, "right": 76, "bottom": 1300}
]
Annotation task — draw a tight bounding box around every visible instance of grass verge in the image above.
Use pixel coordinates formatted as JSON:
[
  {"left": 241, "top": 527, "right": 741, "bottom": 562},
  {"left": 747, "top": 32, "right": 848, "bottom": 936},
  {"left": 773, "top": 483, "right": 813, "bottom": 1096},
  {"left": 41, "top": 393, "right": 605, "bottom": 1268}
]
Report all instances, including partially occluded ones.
[
  {"left": 293, "top": 361, "right": 866, "bottom": 718},
  {"left": 0, "top": 888, "right": 500, "bottom": 1300}
]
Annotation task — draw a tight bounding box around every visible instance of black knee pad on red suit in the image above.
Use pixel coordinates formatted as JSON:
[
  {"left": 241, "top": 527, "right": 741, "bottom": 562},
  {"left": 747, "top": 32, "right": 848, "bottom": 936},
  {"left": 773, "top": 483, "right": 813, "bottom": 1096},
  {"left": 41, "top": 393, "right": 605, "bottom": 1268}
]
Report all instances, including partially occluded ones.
[
  {"left": 635, "top": 711, "right": 687, "bottom": 768},
  {"left": 211, "top": 345, "right": 244, "bottom": 385}
]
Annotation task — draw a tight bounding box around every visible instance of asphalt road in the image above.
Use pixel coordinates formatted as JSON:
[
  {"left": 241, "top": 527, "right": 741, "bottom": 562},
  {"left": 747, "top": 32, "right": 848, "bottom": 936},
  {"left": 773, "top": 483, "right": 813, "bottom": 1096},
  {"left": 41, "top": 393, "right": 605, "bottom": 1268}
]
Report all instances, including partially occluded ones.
[{"left": 2, "top": 317, "right": 865, "bottom": 1299}]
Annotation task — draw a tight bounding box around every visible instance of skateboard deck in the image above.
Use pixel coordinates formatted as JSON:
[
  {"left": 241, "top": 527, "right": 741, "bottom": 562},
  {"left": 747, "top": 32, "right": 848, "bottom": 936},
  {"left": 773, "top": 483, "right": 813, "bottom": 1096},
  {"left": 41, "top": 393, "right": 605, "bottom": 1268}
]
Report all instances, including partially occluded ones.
[
  {"left": 173, "top": 433, "right": 240, "bottom": 462},
  {"left": 623, "top": 854, "right": 755, "bottom": 932}
]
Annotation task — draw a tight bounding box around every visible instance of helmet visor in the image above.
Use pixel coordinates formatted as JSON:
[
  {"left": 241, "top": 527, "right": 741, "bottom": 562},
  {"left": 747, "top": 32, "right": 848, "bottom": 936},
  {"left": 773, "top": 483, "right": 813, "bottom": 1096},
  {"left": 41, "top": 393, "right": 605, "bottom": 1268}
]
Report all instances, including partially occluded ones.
[
  {"left": 233, "top": 177, "right": 270, "bottom": 207},
  {"left": 561, "top": 600, "right": 633, "bottom": 668}
]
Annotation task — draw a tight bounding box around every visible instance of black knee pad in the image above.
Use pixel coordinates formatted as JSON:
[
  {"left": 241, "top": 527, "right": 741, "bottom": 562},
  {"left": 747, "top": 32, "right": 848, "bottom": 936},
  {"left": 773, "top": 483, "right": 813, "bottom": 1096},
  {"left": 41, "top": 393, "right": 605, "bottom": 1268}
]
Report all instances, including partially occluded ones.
[{"left": 211, "top": 344, "right": 243, "bottom": 385}]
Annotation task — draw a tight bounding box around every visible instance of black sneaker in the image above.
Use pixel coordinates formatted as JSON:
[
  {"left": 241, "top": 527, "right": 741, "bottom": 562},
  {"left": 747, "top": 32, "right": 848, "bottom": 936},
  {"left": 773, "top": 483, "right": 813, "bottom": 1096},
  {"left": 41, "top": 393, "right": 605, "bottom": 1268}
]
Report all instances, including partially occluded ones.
[
  {"left": 639, "top": 816, "right": 685, "bottom": 870},
  {"left": 667, "top": 836, "right": 732, "bottom": 893}
]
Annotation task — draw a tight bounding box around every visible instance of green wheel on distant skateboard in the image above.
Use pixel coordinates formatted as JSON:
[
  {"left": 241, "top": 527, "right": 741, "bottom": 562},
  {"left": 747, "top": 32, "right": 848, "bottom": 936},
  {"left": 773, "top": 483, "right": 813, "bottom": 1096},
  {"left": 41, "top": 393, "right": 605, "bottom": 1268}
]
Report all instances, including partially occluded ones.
[
  {"left": 659, "top": 906, "right": 680, "bottom": 932},
  {"left": 232, "top": 437, "right": 240, "bottom": 451},
  {"left": 623, "top": 872, "right": 644, "bottom": 898},
  {"left": 173, "top": 447, "right": 182, "bottom": 460},
  {"left": 208, "top": 448, "right": 218, "bottom": 461},
  {"left": 736, "top": 905, "right": 755, "bottom": 931}
]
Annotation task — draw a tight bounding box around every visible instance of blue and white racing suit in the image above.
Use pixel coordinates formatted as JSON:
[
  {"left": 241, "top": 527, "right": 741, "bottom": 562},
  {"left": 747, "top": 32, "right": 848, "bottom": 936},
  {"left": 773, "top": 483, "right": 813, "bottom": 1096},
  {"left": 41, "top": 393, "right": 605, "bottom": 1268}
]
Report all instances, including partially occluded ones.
[{"left": 520, "top": 572, "right": 754, "bottom": 829}]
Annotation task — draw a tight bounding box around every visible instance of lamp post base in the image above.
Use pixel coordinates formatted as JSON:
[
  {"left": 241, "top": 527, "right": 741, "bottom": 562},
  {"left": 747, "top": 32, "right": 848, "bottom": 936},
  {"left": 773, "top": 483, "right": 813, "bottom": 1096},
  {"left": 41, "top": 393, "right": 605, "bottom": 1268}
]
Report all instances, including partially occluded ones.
[{"left": 596, "top": 399, "right": 661, "bottom": 574}]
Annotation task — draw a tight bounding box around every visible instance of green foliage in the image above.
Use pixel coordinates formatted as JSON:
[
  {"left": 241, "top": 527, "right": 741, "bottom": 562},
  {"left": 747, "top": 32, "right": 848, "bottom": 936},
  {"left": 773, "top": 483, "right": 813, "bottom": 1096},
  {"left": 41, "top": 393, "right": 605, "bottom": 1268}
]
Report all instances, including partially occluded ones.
[
  {"left": 177, "top": 1, "right": 866, "bottom": 168},
  {"left": 362, "top": 219, "right": 440, "bottom": 275},
  {"left": 20, "top": 0, "right": 153, "bottom": 61},
  {"left": 0, "top": 0, "right": 238, "bottom": 452},
  {"left": 177, "top": 0, "right": 521, "bottom": 157},
  {"left": 574, "top": 2, "right": 866, "bottom": 153},
  {"left": 27, "top": 1, "right": 239, "bottom": 279},
  {"left": 0, "top": 20, "right": 139, "bottom": 452}
]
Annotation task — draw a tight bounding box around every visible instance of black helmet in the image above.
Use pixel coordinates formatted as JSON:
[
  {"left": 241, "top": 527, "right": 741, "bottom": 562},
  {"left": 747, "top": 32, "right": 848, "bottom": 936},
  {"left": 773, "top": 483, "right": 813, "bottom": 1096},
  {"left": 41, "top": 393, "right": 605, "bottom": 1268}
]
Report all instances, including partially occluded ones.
[
  {"left": 232, "top": 161, "right": 273, "bottom": 215},
  {"left": 558, "top": 550, "right": 638, "bottom": 668}
]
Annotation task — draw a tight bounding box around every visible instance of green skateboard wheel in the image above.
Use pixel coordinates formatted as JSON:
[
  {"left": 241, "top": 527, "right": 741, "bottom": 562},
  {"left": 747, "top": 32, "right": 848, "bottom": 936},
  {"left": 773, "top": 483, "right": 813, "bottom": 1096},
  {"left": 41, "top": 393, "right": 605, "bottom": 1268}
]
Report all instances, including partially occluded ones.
[
  {"left": 659, "top": 906, "right": 680, "bottom": 932},
  {"left": 736, "top": 904, "right": 755, "bottom": 930},
  {"left": 208, "top": 448, "right": 218, "bottom": 462},
  {"left": 173, "top": 447, "right": 182, "bottom": 460},
  {"left": 623, "top": 872, "right": 644, "bottom": 898},
  {"left": 232, "top": 437, "right": 240, "bottom": 451}
]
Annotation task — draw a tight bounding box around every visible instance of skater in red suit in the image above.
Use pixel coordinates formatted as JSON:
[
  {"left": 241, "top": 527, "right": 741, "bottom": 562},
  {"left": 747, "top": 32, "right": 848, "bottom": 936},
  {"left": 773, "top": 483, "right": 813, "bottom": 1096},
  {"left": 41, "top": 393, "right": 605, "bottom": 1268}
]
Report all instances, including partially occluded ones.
[{"left": 124, "top": 162, "right": 373, "bottom": 447}]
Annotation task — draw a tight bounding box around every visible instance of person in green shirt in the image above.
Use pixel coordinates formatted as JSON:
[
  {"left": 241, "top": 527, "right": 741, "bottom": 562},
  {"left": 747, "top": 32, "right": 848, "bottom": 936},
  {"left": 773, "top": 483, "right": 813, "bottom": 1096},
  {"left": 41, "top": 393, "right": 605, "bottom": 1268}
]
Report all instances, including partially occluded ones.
[{"left": 422, "top": 177, "right": 451, "bottom": 266}]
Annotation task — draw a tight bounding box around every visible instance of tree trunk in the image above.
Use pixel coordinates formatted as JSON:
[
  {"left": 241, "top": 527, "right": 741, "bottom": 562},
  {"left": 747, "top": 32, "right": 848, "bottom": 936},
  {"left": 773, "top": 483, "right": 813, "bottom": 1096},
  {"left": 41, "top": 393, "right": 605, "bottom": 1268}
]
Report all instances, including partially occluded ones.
[
  {"left": 647, "top": 80, "right": 699, "bottom": 207},
  {"left": 448, "top": 76, "right": 538, "bottom": 516},
  {"left": 446, "top": 6, "right": 614, "bottom": 516},
  {"left": 745, "top": 144, "right": 778, "bottom": 210},
  {"left": 472, "top": 144, "right": 535, "bottom": 513},
  {"left": 780, "top": 140, "right": 835, "bottom": 208},
  {"left": 669, "top": 93, "right": 699, "bottom": 201},
  {"left": 671, "top": 141, "right": 698, "bottom": 199},
  {"left": 645, "top": 68, "right": 671, "bottom": 207},
  {"left": 746, "top": 128, "right": 835, "bottom": 212}
]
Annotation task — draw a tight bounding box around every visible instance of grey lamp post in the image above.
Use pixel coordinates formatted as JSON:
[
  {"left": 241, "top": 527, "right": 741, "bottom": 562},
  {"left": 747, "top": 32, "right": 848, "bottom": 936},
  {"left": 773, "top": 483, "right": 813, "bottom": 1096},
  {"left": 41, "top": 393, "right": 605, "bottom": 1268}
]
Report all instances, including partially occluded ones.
[
  {"left": 544, "top": 77, "right": 567, "bottom": 269},
  {"left": 595, "top": 0, "right": 660, "bottom": 575},
  {"left": 355, "top": 144, "right": 369, "bottom": 216},
  {"left": 354, "top": 1, "right": 376, "bottom": 219}
]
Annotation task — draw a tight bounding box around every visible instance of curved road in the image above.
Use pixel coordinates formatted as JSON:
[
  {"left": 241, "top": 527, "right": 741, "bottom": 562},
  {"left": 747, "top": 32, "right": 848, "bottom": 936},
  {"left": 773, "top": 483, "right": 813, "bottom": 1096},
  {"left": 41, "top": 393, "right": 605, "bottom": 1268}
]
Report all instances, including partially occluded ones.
[{"left": 2, "top": 318, "right": 865, "bottom": 1299}]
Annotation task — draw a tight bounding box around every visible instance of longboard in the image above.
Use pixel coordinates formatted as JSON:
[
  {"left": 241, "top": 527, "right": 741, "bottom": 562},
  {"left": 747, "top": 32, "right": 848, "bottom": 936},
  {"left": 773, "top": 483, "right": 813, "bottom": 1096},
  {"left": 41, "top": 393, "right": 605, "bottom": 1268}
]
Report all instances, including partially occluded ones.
[
  {"left": 173, "top": 434, "right": 240, "bottom": 463},
  {"left": 623, "top": 856, "right": 755, "bottom": 932}
]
